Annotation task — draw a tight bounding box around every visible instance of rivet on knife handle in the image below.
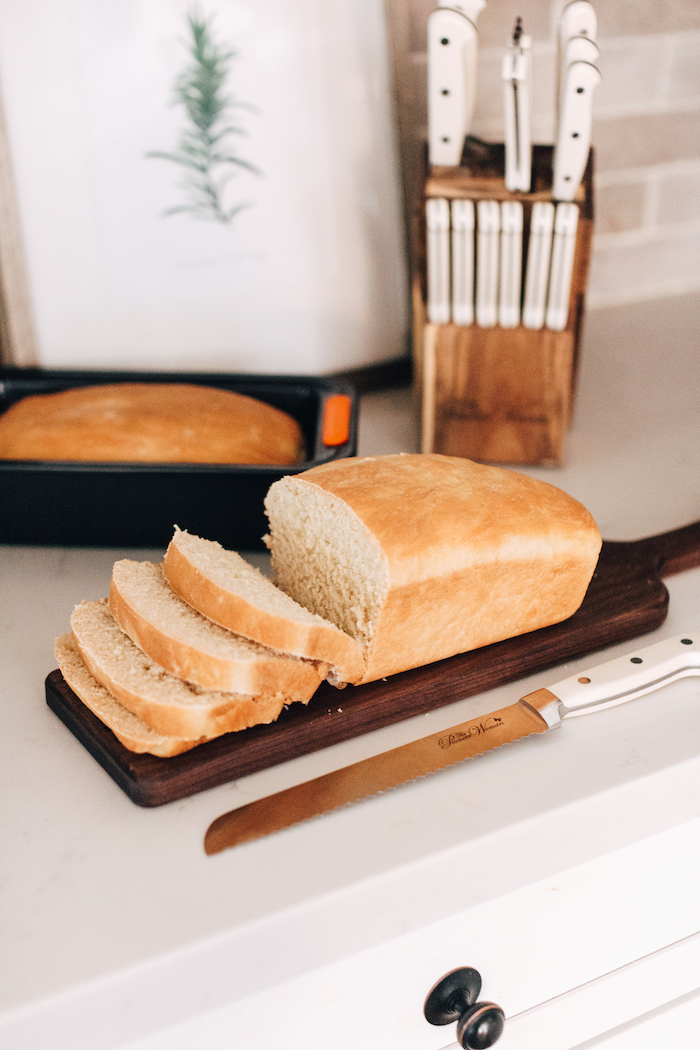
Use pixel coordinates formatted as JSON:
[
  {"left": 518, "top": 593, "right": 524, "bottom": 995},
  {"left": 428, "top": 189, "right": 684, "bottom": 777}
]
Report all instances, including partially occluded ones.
[{"left": 204, "top": 633, "right": 700, "bottom": 855}]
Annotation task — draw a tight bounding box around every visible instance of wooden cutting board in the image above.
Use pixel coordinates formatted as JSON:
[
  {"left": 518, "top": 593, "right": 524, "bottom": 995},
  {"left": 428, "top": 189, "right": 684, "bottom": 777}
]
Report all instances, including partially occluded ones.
[{"left": 46, "top": 521, "right": 700, "bottom": 807}]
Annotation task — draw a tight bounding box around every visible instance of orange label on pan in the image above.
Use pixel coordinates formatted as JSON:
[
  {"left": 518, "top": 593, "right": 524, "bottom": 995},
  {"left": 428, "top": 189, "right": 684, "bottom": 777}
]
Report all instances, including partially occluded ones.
[{"left": 322, "top": 394, "right": 352, "bottom": 446}]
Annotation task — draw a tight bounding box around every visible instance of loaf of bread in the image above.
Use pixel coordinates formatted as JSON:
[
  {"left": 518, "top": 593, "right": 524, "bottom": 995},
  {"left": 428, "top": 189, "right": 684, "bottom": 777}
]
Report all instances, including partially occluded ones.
[
  {"left": 264, "top": 453, "right": 602, "bottom": 684},
  {"left": 0, "top": 382, "right": 305, "bottom": 464},
  {"left": 163, "top": 527, "right": 364, "bottom": 686},
  {"left": 109, "top": 559, "right": 326, "bottom": 699},
  {"left": 56, "top": 632, "right": 208, "bottom": 755}
]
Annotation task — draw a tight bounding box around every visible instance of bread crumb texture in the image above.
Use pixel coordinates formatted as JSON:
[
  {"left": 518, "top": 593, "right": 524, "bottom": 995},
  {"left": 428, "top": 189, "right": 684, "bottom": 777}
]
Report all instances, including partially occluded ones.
[
  {"left": 68, "top": 599, "right": 300, "bottom": 739},
  {"left": 55, "top": 632, "right": 207, "bottom": 756},
  {"left": 109, "top": 559, "right": 326, "bottom": 697},
  {"left": 163, "top": 527, "right": 365, "bottom": 684}
]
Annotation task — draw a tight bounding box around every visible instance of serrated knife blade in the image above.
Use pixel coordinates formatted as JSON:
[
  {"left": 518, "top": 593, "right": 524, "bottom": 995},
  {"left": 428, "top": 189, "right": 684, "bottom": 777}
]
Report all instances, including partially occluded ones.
[{"left": 205, "top": 633, "right": 700, "bottom": 854}]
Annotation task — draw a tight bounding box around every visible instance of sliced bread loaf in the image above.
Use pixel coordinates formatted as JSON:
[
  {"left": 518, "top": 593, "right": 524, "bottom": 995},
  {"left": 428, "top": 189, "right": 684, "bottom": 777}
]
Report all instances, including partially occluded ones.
[
  {"left": 264, "top": 453, "right": 602, "bottom": 684},
  {"left": 163, "top": 527, "right": 364, "bottom": 686},
  {"left": 55, "top": 632, "right": 207, "bottom": 756},
  {"left": 69, "top": 600, "right": 298, "bottom": 738},
  {"left": 109, "top": 560, "right": 326, "bottom": 698}
]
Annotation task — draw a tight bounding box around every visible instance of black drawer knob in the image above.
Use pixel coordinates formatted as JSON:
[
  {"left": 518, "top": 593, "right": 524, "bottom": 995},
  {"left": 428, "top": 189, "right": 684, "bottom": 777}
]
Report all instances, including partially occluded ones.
[{"left": 424, "top": 967, "right": 505, "bottom": 1049}]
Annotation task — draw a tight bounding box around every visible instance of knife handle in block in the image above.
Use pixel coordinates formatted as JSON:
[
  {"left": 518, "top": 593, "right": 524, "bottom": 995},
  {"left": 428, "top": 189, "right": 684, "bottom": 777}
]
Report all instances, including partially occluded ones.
[{"left": 426, "top": 198, "right": 451, "bottom": 324}]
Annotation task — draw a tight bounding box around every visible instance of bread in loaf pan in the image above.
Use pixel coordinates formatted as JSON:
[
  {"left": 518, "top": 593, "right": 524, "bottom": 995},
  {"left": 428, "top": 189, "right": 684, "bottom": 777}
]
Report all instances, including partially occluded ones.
[
  {"left": 0, "top": 382, "right": 305, "bottom": 464},
  {"left": 109, "top": 559, "right": 326, "bottom": 699},
  {"left": 55, "top": 632, "right": 207, "bottom": 756},
  {"left": 69, "top": 600, "right": 305, "bottom": 740},
  {"left": 264, "top": 453, "right": 602, "bottom": 684},
  {"left": 163, "top": 527, "right": 364, "bottom": 686}
]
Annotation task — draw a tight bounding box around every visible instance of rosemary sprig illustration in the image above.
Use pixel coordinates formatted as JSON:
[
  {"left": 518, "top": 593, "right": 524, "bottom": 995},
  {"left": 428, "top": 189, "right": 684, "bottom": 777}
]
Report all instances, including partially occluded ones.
[{"left": 147, "top": 9, "right": 258, "bottom": 224}]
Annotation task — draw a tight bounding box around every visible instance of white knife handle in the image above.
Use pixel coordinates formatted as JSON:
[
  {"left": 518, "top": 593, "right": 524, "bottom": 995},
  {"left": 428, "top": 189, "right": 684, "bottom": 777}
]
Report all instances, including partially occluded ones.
[
  {"left": 565, "top": 34, "right": 600, "bottom": 65},
  {"left": 428, "top": 7, "right": 479, "bottom": 166},
  {"left": 426, "top": 198, "right": 451, "bottom": 323},
  {"left": 559, "top": 0, "right": 597, "bottom": 46},
  {"left": 475, "top": 199, "right": 500, "bottom": 327},
  {"left": 440, "top": 0, "right": 487, "bottom": 21},
  {"left": 545, "top": 201, "right": 578, "bottom": 331},
  {"left": 499, "top": 201, "right": 523, "bottom": 328},
  {"left": 522, "top": 201, "right": 555, "bottom": 330},
  {"left": 451, "top": 199, "right": 475, "bottom": 325},
  {"left": 553, "top": 60, "right": 600, "bottom": 201},
  {"left": 559, "top": 35, "right": 600, "bottom": 116},
  {"left": 556, "top": 1, "right": 598, "bottom": 134},
  {"left": 550, "top": 633, "right": 700, "bottom": 717}
]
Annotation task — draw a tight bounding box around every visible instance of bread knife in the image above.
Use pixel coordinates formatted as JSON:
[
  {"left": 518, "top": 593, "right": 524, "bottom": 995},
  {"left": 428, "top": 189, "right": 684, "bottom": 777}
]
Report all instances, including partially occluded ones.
[
  {"left": 428, "top": 0, "right": 486, "bottom": 167},
  {"left": 426, "top": 197, "right": 452, "bottom": 323},
  {"left": 205, "top": 633, "right": 700, "bottom": 854},
  {"left": 451, "top": 199, "right": 475, "bottom": 325}
]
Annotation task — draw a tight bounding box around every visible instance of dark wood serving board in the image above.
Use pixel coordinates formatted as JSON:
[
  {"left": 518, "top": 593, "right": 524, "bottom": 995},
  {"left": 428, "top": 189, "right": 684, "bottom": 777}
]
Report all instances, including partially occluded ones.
[{"left": 46, "top": 521, "right": 700, "bottom": 807}]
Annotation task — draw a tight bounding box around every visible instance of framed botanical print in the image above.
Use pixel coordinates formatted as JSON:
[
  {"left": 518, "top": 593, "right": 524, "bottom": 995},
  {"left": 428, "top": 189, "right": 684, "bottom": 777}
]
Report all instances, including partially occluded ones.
[{"left": 0, "top": 0, "right": 407, "bottom": 373}]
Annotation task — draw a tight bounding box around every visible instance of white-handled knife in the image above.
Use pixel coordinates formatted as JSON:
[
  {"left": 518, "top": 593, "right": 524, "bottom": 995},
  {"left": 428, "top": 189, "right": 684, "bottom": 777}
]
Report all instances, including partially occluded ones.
[
  {"left": 451, "top": 198, "right": 475, "bottom": 325},
  {"left": 205, "top": 632, "right": 700, "bottom": 852},
  {"left": 499, "top": 200, "right": 523, "bottom": 328},
  {"left": 426, "top": 197, "right": 452, "bottom": 323},
  {"left": 545, "top": 201, "right": 579, "bottom": 330},
  {"left": 556, "top": 0, "right": 597, "bottom": 128},
  {"left": 522, "top": 200, "right": 555, "bottom": 330},
  {"left": 428, "top": 0, "right": 487, "bottom": 167},
  {"left": 502, "top": 20, "right": 532, "bottom": 192},
  {"left": 475, "top": 198, "right": 500, "bottom": 327},
  {"left": 552, "top": 58, "right": 601, "bottom": 201}
]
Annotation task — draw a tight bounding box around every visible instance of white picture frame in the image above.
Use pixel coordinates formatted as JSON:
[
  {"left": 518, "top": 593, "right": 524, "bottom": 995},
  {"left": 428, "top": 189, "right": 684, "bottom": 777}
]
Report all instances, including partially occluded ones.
[{"left": 0, "top": 0, "right": 407, "bottom": 374}]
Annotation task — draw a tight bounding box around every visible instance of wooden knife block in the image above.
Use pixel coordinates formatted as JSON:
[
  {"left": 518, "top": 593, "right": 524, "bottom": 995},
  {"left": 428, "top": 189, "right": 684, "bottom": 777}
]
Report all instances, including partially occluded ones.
[{"left": 413, "top": 143, "right": 594, "bottom": 466}]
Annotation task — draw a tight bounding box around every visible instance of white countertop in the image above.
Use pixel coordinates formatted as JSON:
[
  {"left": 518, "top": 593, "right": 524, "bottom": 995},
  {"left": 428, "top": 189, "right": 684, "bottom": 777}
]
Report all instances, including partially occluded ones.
[{"left": 1, "top": 292, "right": 699, "bottom": 1048}]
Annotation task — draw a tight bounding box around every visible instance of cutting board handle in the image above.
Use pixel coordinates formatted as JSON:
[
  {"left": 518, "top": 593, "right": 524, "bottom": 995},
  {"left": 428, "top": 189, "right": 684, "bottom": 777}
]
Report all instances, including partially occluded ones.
[{"left": 603, "top": 520, "right": 700, "bottom": 579}]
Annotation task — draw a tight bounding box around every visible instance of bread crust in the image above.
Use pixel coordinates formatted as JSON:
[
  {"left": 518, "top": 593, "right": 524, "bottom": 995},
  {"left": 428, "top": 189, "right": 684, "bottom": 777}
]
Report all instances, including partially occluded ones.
[
  {"left": 163, "top": 529, "right": 365, "bottom": 685},
  {"left": 109, "top": 561, "right": 325, "bottom": 699},
  {"left": 267, "top": 454, "right": 602, "bottom": 684},
  {"left": 0, "top": 382, "right": 305, "bottom": 464},
  {"left": 69, "top": 601, "right": 297, "bottom": 739},
  {"left": 55, "top": 633, "right": 207, "bottom": 756}
]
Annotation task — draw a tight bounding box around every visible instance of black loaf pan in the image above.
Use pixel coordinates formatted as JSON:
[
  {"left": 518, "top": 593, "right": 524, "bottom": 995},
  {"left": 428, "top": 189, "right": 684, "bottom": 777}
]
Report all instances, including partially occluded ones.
[{"left": 0, "top": 368, "right": 357, "bottom": 549}]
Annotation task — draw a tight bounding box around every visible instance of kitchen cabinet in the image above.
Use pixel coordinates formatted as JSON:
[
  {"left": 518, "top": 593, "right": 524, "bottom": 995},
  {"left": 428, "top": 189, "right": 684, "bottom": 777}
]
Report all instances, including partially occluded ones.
[
  {"left": 1, "top": 294, "right": 699, "bottom": 1049},
  {"left": 112, "top": 806, "right": 700, "bottom": 1050}
]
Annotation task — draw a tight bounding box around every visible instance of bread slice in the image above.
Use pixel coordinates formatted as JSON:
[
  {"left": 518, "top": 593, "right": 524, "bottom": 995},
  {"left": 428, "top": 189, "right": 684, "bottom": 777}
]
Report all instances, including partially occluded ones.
[
  {"left": 69, "top": 600, "right": 299, "bottom": 738},
  {"left": 163, "top": 527, "right": 365, "bottom": 686},
  {"left": 264, "top": 453, "right": 602, "bottom": 684},
  {"left": 55, "top": 633, "right": 207, "bottom": 756},
  {"left": 109, "top": 560, "right": 326, "bottom": 698}
]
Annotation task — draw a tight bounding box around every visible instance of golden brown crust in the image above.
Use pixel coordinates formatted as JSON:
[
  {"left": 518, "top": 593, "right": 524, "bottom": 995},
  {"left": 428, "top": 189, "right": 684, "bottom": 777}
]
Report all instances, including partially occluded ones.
[
  {"left": 278, "top": 454, "right": 602, "bottom": 683},
  {"left": 68, "top": 601, "right": 300, "bottom": 739},
  {"left": 163, "top": 532, "right": 365, "bottom": 685},
  {"left": 109, "top": 561, "right": 325, "bottom": 700},
  {"left": 78, "top": 631, "right": 289, "bottom": 739},
  {"left": 55, "top": 634, "right": 207, "bottom": 756},
  {"left": 0, "top": 383, "right": 305, "bottom": 464}
]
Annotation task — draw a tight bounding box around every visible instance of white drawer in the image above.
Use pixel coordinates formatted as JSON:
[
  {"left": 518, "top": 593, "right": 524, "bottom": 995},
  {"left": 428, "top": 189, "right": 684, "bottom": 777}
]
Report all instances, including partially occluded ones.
[{"left": 117, "top": 817, "right": 700, "bottom": 1050}]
